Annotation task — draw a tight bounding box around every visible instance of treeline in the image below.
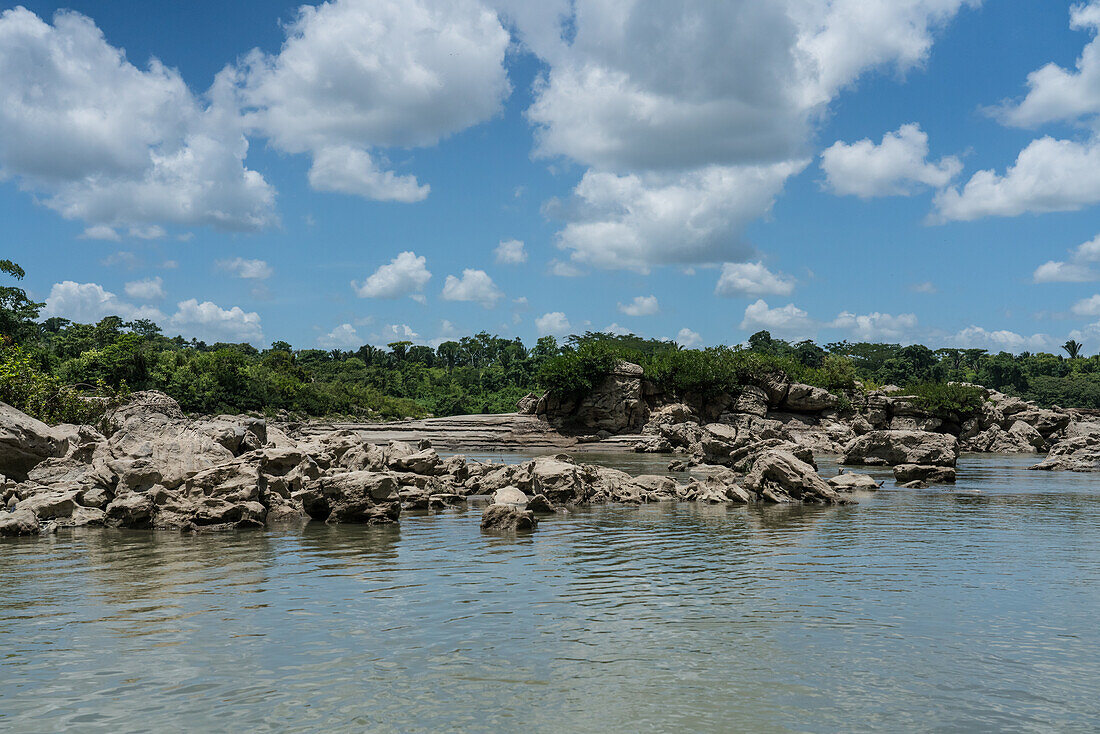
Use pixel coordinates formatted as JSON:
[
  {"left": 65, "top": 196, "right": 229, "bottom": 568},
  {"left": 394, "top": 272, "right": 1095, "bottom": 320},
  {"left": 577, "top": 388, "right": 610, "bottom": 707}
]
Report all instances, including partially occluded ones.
[{"left": 2, "top": 260, "right": 1100, "bottom": 424}]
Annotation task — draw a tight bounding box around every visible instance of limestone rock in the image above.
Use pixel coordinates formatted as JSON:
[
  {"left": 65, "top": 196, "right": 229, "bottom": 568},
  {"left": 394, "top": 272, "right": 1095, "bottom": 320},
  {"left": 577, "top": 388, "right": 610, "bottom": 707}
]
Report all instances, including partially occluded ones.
[
  {"left": 893, "top": 464, "right": 956, "bottom": 484},
  {"left": 842, "top": 430, "right": 958, "bottom": 467},
  {"left": 1029, "top": 435, "right": 1100, "bottom": 472},
  {"left": 742, "top": 450, "right": 847, "bottom": 504},
  {"left": 0, "top": 402, "right": 67, "bottom": 480},
  {"left": 782, "top": 383, "right": 839, "bottom": 413},
  {"left": 481, "top": 503, "right": 537, "bottom": 530},
  {"left": 827, "top": 472, "right": 882, "bottom": 491},
  {"left": 306, "top": 471, "right": 402, "bottom": 524},
  {"left": 0, "top": 509, "right": 40, "bottom": 536}
]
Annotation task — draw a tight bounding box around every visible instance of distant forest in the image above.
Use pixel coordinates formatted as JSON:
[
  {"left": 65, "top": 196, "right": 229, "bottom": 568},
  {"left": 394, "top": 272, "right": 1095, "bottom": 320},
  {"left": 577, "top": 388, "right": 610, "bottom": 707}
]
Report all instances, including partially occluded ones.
[{"left": 3, "top": 260, "right": 1100, "bottom": 424}]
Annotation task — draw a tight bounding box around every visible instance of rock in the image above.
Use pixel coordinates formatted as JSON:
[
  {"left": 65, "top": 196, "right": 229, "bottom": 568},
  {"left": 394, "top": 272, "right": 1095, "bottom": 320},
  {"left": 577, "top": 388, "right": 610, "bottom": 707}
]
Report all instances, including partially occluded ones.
[
  {"left": 742, "top": 450, "right": 847, "bottom": 504},
  {"left": 526, "top": 493, "right": 556, "bottom": 513},
  {"left": 105, "top": 492, "right": 155, "bottom": 528},
  {"left": 389, "top": 448, "right": 441, "bottom": 474},
  {"left": 899, "top": 479, "right": 930, "bottom": 489},
  {"left": 842, "top": 430, "right": 958, "bottom": 467},
  {"left": 0, "top": 402, "right": 67, "bottom": 480},
  {"left": 758, "top": 373, "right": 791, "bottom": 407},
  {"left": 306, "top": 471, "right": 402, "bottom": 524},
  {"left": 668, "top": 459, "right": 690, "bottom": 472},
  {"left": 544, "top": 360, "right": 648, "bottom": 434},
  {"left": 963, "top": 424, "right": 1038, "bottom": 453},
  {"left": 1013, "top": 408, "right": 1071, "bottom": 438},
  {"left": 516, "top": 392, "right": 540, "bottom": 415},
  {"left": 1007, "top": 420, "right": 1047, "bottom": 451},
  {"left": 1029, "top": 435, "right": 1100, "bottom": 472},
  {"left": 782, "top": 383, "right": 839, "bottom": 413},
  {"left": 16, "top": 489, "right": 80, "bottom": 519},
  {"left": 633, "top": 437, "right": 673, "bottom": 453},
  {"left": 827, "top": 472, "right": 881, "bottom": 491},
  {"left": 0, "top": 509, "right": 40, "bottom": 536},
  {"left": 731, "top": 386, "right": 768, "bottom": 417},
  {"left": 893, "top": 464, "right": 957, "bottom": 484},
  {"left": 492, "top": 486, "right": 529, "bottom": 506},
  {"left": 660, "top": 421, "right": 706, "bottom": 450},
  {"left": 481, "top": 504, "right": 537, "bottom": 530}
]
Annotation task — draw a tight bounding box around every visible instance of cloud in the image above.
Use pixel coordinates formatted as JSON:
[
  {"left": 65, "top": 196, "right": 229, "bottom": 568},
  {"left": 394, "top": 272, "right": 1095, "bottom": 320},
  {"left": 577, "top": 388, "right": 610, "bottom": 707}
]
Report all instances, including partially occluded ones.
[
  {"left": 820, "top": 123, "right": 961, "bottom": 198},
  {"left": 0, "top": 8, "right": 275, "bottom": 233},
  {"left": 124, "top": 276, "right": 165, "bottom": 301},
  {"left": 317, "top": 323, "right": 362, "bottom": 348},
  {"left": 81, "top": 225, "right": 121, "bottom": 241},
  {"left": 353, "top": 251, "right": 431, "bottom": 299},
  {"left": 602, "top": 322, "right": 630, "bottom": 336},
  {"left": 998, "top": 3, "right": 1100, "bottom": 128},
  {"left": 553, "top": 162, "right": 804, "bottom": 271},
  {"left": 128, "top": 225, "right": 166, "bottom": 240},
  {"left": 910, "top": 281, "right": 938, "bottom": 294},
  {"left": 1072, "top": 294, "right": 1100, "bottom": 316},
  {"left": 169, "top": 298, "right": 263, "bottom": 343},
  {"left": 715, "top": 261, "right": 795, "bottom": 297},
  {"left": 516, "top": 0, "right": 975, "bottom": 270},
  {"left": 535, "top": 311, "right": 570, "bottom": 336},
  {"left": 42, "top": 281, "right": 164, "bottom": 323},
  {"left": 218, "top": 257, "right": 273, "bottom": 280},
  {"left": 949, "top": 325, "right": 1052, "bottom": 352},
  {"left": 547, "top": 259, "right": 585, "bottom": 277},
  {"left": 933, "top": 136, "right": 1100, "bottom": 222},
  {"left": 239, "top": 0, "right": 510, "bottom": 202},
  {"left": 830, "top": 311, "right": 919, "bottom": 341},
  {"left": 1032, "top": 234, "right": 1100, "bottom": 282},
  {"left": 618, "top": 295, "right": 658, "bottom": 316},
  {"left": 307, "top": 145, "right": 429, "bottom": 202},
  {"left": 739, "top": 299, "right": 814, "bottom": 339},
  {"left": 495, "top": 239, "right": 527, "bottom": 264},
  {"left": 377, "top": 323, "right": 420, "bottom": 343},
  {"left": 677, "top": 327, "right": 703, "bottom": 347},
  {"left": 441, "top": 269, "right": 503, "bottom": 307}
]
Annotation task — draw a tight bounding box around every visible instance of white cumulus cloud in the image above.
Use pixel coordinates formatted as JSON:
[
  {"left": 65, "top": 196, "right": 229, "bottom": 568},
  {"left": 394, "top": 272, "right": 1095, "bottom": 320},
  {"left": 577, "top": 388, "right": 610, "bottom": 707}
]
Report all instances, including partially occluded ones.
[
  {"left": 43, "top": 281, "right": 165, "bottom": 323},
  {"left": 949, "top": 326, "right": 1052, "bottom": 353},
  {"left": 495, "top": 239, "right": 527, "bottom": 264},
  {"left": 0, "top": 8, "right": 275, "bottom": 234},
  {"left": 820, "top": 123, "right": 961, "bottom": 198},
  {"left": 318, "top": 323, "right": 363, "bottom": 348},
  {"left": 739, "top": 299, "right": 814, "bottom": 340},
  {"left": 618, "top": 295, "right": 659, "bottom": 316},
  {"left": 677, "top": 327, "right": 703, "bottom": 347},
  {"left": 124, "top": 277, "right": 165, "bottom": 301},
  {"left": 441, "top": 269, "right": 503, "bottom": 307},
  {"left": 535, "top": 311, "right": 571, "bottom": 336},
  {"left": 1032, "top": 234, "right": 1100, "bottom": 283},
  {"left": 830, "top": 311, "right": 919, "bottom": 341},
  {"left": 218, "top": 257, "right": 273, "bottom": 280},
  {"left": 1072, "top": 294, "right": 1100, "bottom": 316},
  {"left": 715, "top": 261, "right": 796, "bottom": 297},
  {"left": 169, "top": 298, "right": 263, "bottom": 343},
  {"left": 239, "top": 0, "right": 510, "bottom": 202},
  {"left": 353, "top": 251, "right": 432, "bottom": 299}
]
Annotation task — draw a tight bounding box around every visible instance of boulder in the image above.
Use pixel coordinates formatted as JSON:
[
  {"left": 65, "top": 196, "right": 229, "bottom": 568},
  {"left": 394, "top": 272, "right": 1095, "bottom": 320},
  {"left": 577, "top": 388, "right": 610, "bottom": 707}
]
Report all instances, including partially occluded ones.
[
  {"left": 1013, "top": 408, "right": 1071, "bottom": 438},
  {"left": 742, "top": 450, "right": 847, "bottom": 504},
  {"left": 306, "top": 471, "right": 402, "bottom": 524},
  {"left": 526, "top": 493, "right": 556, "bottom": 513},
  {"left": 633, "top": 437, "right": 673, "bottom": 453},
  {"left": 389, "top": 448, "right": 441, "bottom": 475},
  {"left": 481, "top": 503, "right": 537, "bottom": 530},
  {"left": 0, "top": 402, "right": 67, "bottom": 480},
  {"left": 731, "top": 386, "right": 768, "bottom": 417},
  {"left": 492, "top": 486, "right": 529, "bottom": 506},
  {"left": 105, "top": 492, "right": 155, "bottom": 528},
  {"left": 0, "top": 509, "right": 40, "bottom": 536},
  {"left": 842, "top": 430, "right": 958, "bottom": 467},
  {"left": 516, "top": 393, "right": 540, "bottom": 415},
  {"left": 827, "top": 472, "right": 881, "bottom": 492},
  {"left": 16, "top": 489, "right": 80, "bottom": 519},
  {"left": 963, "top": 425, "right": 1038, "bottom": 454},
  {"left": 1007, "top": 420, "right": 1047, "bottom": 451},
  {"left": 1029, "top": 435, "right": 1100, "bottom": 472},
  {"left": 782, "top": 383, "right": 839, "bottom": 413},
  {"left": 545, "top": 361, "right": 648, "bottom": 434},
  {"left": 893, "top": 464, "right": 956, "bottom": 484}
]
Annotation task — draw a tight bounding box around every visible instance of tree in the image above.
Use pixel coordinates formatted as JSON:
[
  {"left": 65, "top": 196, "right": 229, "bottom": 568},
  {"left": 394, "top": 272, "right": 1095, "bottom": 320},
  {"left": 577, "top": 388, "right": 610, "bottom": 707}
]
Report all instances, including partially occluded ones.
[
  {"left": 0, "top": 260, "right": 44, "bottom": 343},
  {"left": 1063, "top": 340, "right": 1084, "bottom": 359}
]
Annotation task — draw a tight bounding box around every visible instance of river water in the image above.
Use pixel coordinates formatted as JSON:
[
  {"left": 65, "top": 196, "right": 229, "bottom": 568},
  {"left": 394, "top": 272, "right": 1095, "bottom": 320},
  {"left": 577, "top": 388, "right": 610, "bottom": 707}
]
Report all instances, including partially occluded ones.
[{"left": 1, "top": 454, "right": 1098, "bottom": 733}]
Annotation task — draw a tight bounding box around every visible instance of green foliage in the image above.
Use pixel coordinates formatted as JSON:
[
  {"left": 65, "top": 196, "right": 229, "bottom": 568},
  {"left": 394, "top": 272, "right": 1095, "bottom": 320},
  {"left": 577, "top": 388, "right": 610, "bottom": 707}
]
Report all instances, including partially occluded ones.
[
  {"left": 537, "top": 342, "right": 618, "bottom": 397},
  {"left": 904, "top": 382, "right": 986, "bottom": 416},
  {"left": 0, "top": 346, "right": 112, "bottom": 424}
]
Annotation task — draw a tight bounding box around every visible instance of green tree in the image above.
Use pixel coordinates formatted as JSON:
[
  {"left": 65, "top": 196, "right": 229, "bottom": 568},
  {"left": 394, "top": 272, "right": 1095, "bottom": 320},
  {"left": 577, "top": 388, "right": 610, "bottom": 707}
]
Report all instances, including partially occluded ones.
[
  {"left": 1063, "top": 339, "right": 1084, "bottom": 359},
  {"left": 0, "top": 260, "right": 44, "bottom": 343}
]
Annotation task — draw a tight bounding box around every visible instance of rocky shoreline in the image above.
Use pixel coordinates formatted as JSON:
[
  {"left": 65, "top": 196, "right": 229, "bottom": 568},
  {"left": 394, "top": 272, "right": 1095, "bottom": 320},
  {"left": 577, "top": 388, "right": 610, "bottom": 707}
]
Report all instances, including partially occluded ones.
[{"left": 2, "top": 365, "right": 1098, "bottom": 537}]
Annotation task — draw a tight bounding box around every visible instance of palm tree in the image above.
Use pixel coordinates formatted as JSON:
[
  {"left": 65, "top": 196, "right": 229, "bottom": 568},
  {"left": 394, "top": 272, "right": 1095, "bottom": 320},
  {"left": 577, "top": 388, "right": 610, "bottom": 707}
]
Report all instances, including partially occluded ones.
[{"left": 1062, "top": 339, "right": 1083, "bottom": 359}]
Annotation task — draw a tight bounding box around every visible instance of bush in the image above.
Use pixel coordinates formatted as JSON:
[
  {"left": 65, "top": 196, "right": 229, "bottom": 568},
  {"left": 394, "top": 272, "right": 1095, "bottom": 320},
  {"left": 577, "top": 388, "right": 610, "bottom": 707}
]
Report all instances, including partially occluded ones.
[
  {"left": 905, "top": 382, "right": 986, "bottom": 416},
  {"left": 0, "top": 346, "right": 112, "bottom": 424},
  {"left": 537, "top": 342, "right": 618, "bottom": 398}
]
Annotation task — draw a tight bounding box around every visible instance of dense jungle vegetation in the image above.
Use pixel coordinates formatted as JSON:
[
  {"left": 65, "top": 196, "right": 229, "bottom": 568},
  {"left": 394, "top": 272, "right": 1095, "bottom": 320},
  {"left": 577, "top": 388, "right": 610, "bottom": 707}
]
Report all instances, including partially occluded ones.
[{"left": 2, "top": 261, "right": 1099, "bottom": 424}]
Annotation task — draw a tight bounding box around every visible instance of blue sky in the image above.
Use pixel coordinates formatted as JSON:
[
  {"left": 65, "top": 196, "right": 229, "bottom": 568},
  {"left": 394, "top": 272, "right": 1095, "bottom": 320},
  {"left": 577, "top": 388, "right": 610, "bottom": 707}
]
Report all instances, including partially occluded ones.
[{"left": 5, "top": 0, "right": 1100, "bottom": 353}]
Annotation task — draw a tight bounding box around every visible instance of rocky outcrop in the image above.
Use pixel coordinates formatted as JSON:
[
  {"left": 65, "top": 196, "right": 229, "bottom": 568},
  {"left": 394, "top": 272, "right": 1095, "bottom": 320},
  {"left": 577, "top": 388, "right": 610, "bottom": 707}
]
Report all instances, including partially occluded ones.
[
  {"left": 481, "top": 504, "right": 537, "bottom": 530},
  {"left": 893, "top": 464, "right": 956, "bottom": 484},
  {"left": 0, "top": 402, "right": 67, "bottom": 480},
  {"left": 827, "top": 471, "right": 882, "bottom": 492},
  {"left": 537, "top": 361, "right": 649, "bottom": 434},
  {"left": 742, "top": 450, "right": 848, "bottom": 504},
  {"left": 842, "top": 430, "right": 958, "bottom": 467},
  {"left": 1029, "top": 435, "right": 1100, "bottom": 472}
]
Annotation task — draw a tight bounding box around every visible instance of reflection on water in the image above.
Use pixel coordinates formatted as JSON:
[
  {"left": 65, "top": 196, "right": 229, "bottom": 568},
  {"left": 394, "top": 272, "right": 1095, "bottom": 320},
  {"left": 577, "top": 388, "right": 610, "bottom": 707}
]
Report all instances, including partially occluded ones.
[{"left": 2, "top": 455, "right": 1099, "bottom": 732}]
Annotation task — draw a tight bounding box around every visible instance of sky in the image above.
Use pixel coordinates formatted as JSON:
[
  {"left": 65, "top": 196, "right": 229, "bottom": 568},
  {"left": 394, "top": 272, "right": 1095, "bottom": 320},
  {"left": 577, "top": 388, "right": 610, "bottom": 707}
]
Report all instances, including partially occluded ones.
[{"left": 5, "top": 0, "right": 1100, "bottom": 353}]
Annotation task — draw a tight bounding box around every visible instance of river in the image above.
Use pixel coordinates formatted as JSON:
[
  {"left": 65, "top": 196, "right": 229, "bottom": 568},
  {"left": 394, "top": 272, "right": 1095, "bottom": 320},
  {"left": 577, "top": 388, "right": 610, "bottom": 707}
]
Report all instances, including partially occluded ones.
[{"left": 1, "top": 454, "right": 1098, "bottom": 732}]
